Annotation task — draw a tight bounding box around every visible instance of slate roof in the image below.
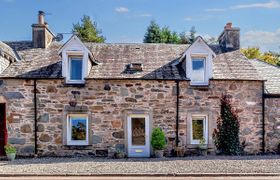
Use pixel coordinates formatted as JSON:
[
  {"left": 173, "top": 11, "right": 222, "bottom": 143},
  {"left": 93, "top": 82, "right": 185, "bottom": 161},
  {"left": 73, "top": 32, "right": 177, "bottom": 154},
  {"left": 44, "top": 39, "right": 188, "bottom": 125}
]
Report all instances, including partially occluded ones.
[
  {"left": 251, "top": 59, "right": 280, "bottom": 94},
  {"left": 0, "top": 41, "right": 262, "bottom": 82}
]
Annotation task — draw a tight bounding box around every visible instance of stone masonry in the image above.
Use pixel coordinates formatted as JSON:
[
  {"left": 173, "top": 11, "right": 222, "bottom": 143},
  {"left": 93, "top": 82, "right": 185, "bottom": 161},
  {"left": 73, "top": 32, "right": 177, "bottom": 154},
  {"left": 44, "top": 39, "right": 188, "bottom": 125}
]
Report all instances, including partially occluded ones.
[
  {"left": 0, "top": 78, "right": 264, "bottom": 156},
  {"left": 265, "top": 98, "right": 280, "bottom": 152}
]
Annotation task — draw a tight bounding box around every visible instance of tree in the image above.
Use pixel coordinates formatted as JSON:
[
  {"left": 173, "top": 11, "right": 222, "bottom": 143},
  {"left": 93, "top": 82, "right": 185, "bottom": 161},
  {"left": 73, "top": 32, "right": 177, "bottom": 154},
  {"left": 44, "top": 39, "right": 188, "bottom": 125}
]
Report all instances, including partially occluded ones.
[
  {"left": 72, "top": 15, "right": 105, "bottom": 43},
  {"left": 189, "top": 26, "right": 197, "bottom": 44},
  {"left": 241, "top": 47, "right": 261, "bottom": 59},
  {"left": 241, "top": 47, "right": 280, "bottom": 66},
  {"left": 179, "top": 31, "right": 189, "bottom": 44},
  {"left": 143, "top": 20, "right": 162, "bottom": 43},
  {"left": 160, "top": 26, "right": 172, "bottom": 43},
  {"left": 213, "top": 94, "right": 240, "bottom": 155}
]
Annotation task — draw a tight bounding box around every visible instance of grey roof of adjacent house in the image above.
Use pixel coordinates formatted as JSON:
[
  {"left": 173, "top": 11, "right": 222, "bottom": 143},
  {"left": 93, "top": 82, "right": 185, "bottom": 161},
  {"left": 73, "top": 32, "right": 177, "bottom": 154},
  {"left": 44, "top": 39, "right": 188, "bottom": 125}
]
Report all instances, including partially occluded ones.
[
  {"left": 251, "top": 59, "right": 280, "bottom": 94},
  {"left": 0, "top": 41, "right": 263, "bottom": 83}
]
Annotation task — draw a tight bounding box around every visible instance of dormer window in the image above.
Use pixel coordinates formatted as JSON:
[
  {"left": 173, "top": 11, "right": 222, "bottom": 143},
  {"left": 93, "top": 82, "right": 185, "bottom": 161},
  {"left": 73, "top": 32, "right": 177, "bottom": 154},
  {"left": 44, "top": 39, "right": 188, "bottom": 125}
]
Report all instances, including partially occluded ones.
[
  {"left": 182, "top": 36, "right": 216, "bottom": 86},
  {"left": 69, "top": 56, "right": 83, "bottom": 81},
  {"left": 191, "top": 57, "right": 206, "bottom": 85},
  {"left": 59, "top": 35, "right": 95, "bottom": 85}
]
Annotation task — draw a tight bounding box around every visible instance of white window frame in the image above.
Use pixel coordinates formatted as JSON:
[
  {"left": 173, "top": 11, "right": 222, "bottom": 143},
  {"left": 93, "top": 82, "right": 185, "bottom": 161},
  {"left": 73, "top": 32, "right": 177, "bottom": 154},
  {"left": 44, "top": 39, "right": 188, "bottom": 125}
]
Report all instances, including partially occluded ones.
[
  {"left": 190, "top": 57, "right": 207, "bottom": 86},
  {"left": 67, "top": 114, "right": 89, "bottom": 146},
  {"left": 190, "top": 115, "right": 208, "bottom": 144},
  {"left": 68, "top": 55, "right": 83, "bottom": 82},
  {"left": 65, "top": 51, "right": 86, "bottom": 84}
]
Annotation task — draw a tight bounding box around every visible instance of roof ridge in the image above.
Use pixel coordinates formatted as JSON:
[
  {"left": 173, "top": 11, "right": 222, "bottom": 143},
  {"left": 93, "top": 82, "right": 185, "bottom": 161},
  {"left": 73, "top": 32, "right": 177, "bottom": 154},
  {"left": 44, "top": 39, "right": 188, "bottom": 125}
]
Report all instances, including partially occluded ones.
[{"left": 252, "top": 58, "right": 280, "bottom": 69}]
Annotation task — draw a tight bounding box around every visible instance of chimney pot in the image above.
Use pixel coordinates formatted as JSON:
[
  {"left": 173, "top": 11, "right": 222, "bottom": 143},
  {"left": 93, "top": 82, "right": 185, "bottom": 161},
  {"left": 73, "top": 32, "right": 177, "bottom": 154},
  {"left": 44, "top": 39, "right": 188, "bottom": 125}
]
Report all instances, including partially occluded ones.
[
  {"left": 32, "top": 11, "right": 55, "bottom": 48},
  {"left": 38, "top": 11, "right": 45, "bottom": 25},
  {"left": 224, "top": 22, "right": 233, "bottom": 29}
]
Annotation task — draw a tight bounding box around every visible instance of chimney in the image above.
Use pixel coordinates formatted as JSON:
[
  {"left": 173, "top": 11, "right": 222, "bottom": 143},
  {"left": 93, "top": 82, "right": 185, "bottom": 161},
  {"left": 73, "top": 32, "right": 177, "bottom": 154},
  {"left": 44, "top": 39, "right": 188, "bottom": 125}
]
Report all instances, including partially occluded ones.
[
  {"left": 32, "top": 11, "right": 55, "bottom": 48},
  {"left": 218, "top": 22, "right": 240, "bottom": 52}
]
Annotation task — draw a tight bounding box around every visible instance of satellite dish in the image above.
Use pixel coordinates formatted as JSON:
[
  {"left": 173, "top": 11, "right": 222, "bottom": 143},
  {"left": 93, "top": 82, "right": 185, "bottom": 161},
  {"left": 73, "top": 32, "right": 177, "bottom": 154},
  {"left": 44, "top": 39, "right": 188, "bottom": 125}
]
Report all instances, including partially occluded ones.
[{"left": 55, "top": 33, "right": 63, "bottom": 42}]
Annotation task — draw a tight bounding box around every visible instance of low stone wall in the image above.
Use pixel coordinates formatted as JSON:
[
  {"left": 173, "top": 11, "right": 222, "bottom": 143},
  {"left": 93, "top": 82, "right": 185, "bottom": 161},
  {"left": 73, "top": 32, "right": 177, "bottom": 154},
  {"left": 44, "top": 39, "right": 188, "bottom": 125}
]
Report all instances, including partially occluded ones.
[
  {"left": 0, "top": 79, "right": 264, "bottom": 156},
  {"left": 265, "top": 98, "right": 280, "bottom": 153}
]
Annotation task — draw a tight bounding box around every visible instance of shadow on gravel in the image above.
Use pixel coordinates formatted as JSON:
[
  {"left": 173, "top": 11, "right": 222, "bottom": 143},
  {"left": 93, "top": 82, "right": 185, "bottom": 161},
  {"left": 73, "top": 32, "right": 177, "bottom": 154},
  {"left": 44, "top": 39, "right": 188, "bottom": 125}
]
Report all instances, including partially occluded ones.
[{"left": 1, "top": 155, "right": 280, "bottom": 166}]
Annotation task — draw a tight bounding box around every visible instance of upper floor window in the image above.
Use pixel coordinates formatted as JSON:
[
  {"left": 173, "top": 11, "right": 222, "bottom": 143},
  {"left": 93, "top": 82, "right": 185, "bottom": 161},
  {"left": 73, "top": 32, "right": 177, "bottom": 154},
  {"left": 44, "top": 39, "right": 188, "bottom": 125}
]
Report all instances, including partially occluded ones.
[
  {"left": 191, "top": 57, "right": 206, "bottom": 85},
  {"left": 69, "top": 56, "right": 83, "bottom": 81}
]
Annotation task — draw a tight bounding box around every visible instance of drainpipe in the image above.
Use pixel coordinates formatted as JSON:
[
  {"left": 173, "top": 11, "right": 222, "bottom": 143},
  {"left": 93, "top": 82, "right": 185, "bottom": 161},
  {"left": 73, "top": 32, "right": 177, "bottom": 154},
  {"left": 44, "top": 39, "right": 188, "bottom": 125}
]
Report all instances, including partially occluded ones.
[
  {"left": 262, "top": 81, "right": 265, "bottom": 154},
  {"left": 175, "top": 80, "right": 180, "bottom": 147},
  {"left": 33, "top": 79, "right": 38, "bottom": 155}
]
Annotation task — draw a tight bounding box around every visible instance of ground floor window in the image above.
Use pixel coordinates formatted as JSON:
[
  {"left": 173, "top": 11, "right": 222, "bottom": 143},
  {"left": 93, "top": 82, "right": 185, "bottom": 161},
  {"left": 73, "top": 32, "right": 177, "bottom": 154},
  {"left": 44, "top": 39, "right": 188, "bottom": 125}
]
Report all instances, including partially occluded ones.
[
  {"left": 67, "top": 114, "right": 88, "bottom": 145},
  {"left": 191, "top": 115, "right": 208, "bottom": 144}
]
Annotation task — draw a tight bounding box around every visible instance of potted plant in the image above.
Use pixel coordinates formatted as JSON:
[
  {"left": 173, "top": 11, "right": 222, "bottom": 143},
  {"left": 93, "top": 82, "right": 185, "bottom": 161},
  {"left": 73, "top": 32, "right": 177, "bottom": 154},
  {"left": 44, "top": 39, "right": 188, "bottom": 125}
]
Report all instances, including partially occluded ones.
[
  {"left": 198, "top": 137, "right": 207, "bottom": 156},
  {"left": 114, "top": 149, "right": 126, "bottom": 159},
  {"left": 4, "top": 144, "right": 17, "bottom": 161},
  {"left": 151, "top": 127, "right": 166, "bottom": 158}
]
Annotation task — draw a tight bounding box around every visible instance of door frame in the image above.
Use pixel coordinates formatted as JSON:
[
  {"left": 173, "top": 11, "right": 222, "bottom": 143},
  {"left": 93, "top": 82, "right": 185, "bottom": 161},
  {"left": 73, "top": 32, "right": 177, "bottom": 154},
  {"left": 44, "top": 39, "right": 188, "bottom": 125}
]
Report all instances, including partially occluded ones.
[
  {"left": 126, "top": 113, "right": 152, "bottom": 157},
  {"left": 0, "top": 103, "right": 7, "bottom": 156}
]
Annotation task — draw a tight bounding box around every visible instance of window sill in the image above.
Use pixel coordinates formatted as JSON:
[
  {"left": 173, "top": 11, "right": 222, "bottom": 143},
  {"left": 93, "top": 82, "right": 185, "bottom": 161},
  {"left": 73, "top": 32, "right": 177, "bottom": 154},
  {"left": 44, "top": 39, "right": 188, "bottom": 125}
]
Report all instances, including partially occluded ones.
[
  {"left": 64, "top": 145, "right": 92, "bottom": 150},
  {"left": 64, "top": 83, "right": 85, "bottom": 87}
]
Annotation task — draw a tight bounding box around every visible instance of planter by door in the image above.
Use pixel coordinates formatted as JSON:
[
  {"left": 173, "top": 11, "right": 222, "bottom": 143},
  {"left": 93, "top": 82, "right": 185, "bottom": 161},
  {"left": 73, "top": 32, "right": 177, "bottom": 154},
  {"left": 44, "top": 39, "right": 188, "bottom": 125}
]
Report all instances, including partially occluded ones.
[
  {"left": 127, "top": 115, "right": 150, "bottom": 157},
  {"left": 0, "top": 104, "right": 7, "bottom": 156}
]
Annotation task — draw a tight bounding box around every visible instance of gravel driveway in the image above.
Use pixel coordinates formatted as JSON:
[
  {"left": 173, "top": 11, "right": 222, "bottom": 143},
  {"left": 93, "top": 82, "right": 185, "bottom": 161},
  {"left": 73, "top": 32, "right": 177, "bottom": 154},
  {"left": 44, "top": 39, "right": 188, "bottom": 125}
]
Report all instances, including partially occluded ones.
[{"left": 0, "top": 155, "right": 280, "bottom": 176}]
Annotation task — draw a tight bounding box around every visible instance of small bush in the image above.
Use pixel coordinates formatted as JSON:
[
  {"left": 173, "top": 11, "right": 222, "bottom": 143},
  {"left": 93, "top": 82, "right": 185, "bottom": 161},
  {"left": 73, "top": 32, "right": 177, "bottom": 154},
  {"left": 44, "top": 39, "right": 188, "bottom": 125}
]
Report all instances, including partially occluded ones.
[
  {"left": 151, "top": 128, "right": 166, "bottom": 150},
  {"left": 4, "top": 144, "right": 16, "bottom": 154}
]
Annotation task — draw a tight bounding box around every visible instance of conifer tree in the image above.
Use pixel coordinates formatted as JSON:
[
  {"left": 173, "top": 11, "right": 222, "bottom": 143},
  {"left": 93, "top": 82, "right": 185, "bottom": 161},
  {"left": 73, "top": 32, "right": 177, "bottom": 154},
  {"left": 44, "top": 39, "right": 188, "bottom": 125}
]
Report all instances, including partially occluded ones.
[
  {"left": 72, "top": 15, "right": 105, "bottom": 43},
  {"left": 213, "top": 94, "right": 240, "bottom": 155},
  {"left": 143, "top": 20, "right": 162, "bottom": 43}
]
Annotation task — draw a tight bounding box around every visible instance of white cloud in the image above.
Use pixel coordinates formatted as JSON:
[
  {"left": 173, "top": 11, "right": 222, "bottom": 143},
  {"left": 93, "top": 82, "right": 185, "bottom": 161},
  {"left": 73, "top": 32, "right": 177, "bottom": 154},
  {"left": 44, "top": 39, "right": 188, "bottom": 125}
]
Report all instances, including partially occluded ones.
[
  {"left": 139, "top": 13, "right": 152, "bottom": 17},
  {"left": 242, "top": 28, "right": 280, "bottom": 51},
  {"left": 231, "top": 0, "right": 280, "bottom": 9},
  {"left": 115, "top": 7, "right": 129, "bottom": 13},
  {"left": 205, "top": 8, "right": 226, "bottom": 12},
  {"left": 184, "top": 17, "right": 192, "bottom": 21}
]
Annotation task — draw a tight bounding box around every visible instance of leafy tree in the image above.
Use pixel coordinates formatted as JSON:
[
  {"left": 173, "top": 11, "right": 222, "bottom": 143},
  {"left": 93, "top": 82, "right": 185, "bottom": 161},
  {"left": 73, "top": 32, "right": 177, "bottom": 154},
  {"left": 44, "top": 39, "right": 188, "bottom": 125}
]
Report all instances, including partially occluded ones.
[
  {"left": 241, "top": 47, "right": 280, "bottom": 66},
  {"left": 143, "top": 20, "right": 162, "bottom": 43},
  {"left": 213, "top": 94, "right": 240, "bottom": 155},
  {"left": 170, "top": 31, "right": 180, "bottom": 44},
  {"left": 72, "top": 15, "right": 105, "bottom": 43},
  {"left": 205, "top": 37, "right": 217, "bottom": 44},
  {"left": 241, "top": 47, "right": 261, "bottom": 59},
  {"left": 160, "top": 26, "right": 172, "bottom": 43}
]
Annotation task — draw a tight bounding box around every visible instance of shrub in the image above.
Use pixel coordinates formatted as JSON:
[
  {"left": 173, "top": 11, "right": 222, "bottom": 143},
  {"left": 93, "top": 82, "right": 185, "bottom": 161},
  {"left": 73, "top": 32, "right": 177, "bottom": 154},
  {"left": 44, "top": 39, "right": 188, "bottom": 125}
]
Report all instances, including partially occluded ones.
[
  {"left": 151, "top": 128, "right": 166, "bottom": 150},
  {"left": 4, "top": 144, "right": 16, "bottom": 154},
  {"left": 213, "top": 94, "right": 241, "bottom": 155}
]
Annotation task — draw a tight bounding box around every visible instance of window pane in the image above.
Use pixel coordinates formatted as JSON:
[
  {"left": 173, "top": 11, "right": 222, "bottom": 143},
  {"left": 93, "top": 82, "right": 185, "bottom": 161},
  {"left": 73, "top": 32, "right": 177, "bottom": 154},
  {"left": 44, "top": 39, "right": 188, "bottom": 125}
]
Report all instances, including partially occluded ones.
[
  {"left": 192, "top": 59, "right": 205, "bottom": 82},
  {"left": 192, "top": 119, "right": 204, "bottom": 140},
  {"left": 71, "top": 117, "right": 87, "bottom": 141},
  {"left": 70, "top": 57, "right": 83, "bottom": 80},
  {"left": 132, "top": 118, "right": 145, "bottom": 146}
]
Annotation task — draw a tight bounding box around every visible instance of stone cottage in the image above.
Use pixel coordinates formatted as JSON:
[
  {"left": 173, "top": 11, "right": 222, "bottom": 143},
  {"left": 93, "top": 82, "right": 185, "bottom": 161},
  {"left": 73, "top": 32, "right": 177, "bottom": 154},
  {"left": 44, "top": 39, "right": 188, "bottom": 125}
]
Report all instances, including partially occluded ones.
[{"left": 0, "top": 12, "right": 279, "bottom": 157}]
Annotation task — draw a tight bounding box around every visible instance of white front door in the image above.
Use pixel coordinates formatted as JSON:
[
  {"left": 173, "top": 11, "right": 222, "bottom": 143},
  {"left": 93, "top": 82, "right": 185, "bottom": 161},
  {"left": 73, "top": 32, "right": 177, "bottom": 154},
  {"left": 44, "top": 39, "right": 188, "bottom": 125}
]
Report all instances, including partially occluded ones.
[{"left": 127, "top": 115, "right": 150, "bottom": 157}]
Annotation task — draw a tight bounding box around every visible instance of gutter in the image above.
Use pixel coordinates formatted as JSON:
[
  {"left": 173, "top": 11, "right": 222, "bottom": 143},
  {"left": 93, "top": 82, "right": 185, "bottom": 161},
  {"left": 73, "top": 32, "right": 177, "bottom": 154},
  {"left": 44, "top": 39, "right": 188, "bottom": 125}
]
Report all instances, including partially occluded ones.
[
  {"left": 175, "top": 80, "right": 180, "bottom": 147},
  {"left": 262, "top": 81, "right": 265, "bottom": 154},
  {"left": 33, "top": 79, "right": 38, "bottom": 155}
]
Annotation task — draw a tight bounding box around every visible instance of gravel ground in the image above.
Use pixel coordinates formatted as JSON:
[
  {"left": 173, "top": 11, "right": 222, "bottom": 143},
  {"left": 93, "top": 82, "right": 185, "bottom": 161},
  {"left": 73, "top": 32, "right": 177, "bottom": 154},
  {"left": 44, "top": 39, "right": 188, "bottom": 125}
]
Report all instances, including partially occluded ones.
[{"left": 0, "top": 155, "right": 279, "bottom": 175}]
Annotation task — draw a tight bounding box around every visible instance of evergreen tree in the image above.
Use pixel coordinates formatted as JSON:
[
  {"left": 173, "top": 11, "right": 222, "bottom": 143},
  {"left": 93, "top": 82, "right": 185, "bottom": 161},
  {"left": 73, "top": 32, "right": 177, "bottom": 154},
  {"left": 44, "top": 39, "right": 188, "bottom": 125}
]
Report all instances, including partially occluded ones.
[
  {"left": 160, "top": 26, "right": 172, "bottom": 43},
  {"left": 179, "top": 31, "right": 190, "bottom": 44},
  {"left": 72, "top": 15, "right": 105, "bottom": 43},
  {"left": 143, "top": 20, "right": 162, "bottom": 43},
  {"left": 189, "top": 26, "right": 197, "bottom": 43},
  {"left": 213, "top": 94, "right": 240, "bottom": 155},
  {"left": 170, "top": 31, "right": 180, "bottom": 44}
]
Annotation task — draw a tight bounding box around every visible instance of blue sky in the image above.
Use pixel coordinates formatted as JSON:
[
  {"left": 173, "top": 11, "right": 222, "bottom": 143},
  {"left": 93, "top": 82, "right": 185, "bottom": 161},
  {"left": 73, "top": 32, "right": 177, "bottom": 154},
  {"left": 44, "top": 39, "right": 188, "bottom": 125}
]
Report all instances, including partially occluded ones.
[{"left": 0, "top": 0, "right": 280, "bottom": 51}]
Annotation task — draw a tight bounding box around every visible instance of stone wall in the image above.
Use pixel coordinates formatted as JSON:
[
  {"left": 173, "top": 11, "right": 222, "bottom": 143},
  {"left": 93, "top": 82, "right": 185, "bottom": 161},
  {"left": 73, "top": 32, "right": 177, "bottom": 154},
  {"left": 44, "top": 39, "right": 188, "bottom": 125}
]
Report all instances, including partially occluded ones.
[
  {"left": 0, "top": 79, "right": 264, "bottom": 156},
  {"left": 0, "top": 79, "right": 35, "bottom": 155},
  {"left": 265, "top": 98, "right": 280, "bottom": 153}
]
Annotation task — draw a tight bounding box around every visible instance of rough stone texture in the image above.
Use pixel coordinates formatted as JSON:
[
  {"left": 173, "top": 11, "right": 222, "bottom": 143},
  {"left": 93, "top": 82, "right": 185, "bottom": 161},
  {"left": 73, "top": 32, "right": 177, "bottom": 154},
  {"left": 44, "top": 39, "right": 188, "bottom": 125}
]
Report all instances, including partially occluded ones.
[
  {"left": 265, "top": 98, "right": 280, "bottom": 153},
  {"left": 0, "top": 79, "right": 264, "bottom": 156}
]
